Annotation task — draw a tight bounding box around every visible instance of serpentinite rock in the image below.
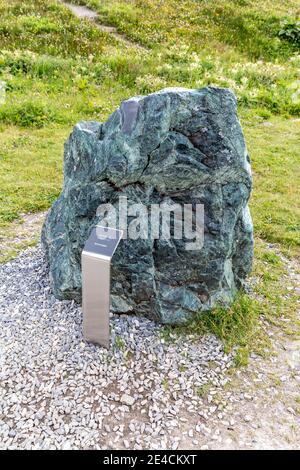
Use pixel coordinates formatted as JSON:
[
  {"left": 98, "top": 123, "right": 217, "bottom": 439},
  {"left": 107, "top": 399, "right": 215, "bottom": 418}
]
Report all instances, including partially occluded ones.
[{"left": 42, "top": 87, "right": 253, "bottom": 324}]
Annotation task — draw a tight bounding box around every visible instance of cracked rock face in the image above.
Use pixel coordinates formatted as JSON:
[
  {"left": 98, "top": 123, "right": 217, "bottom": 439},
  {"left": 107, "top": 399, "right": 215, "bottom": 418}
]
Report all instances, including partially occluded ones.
[{"left": 42, "top": 87, "right": 253, "bottom": 324}]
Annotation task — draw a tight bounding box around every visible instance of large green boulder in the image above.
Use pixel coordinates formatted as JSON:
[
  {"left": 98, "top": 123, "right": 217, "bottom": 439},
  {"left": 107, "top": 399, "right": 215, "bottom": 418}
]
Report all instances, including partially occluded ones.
[{"left": 42, "top": 87, "right": 253, "bottom": 324}]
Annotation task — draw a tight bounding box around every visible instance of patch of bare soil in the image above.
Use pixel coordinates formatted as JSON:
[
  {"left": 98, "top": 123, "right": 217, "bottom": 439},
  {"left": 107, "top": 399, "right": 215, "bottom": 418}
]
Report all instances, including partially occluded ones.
[
  {"left": 60, "top": 1, "right": 147, "bottom": 50},
  {"left": 0, "top": 212, "right": 46, "bottom": 262}
]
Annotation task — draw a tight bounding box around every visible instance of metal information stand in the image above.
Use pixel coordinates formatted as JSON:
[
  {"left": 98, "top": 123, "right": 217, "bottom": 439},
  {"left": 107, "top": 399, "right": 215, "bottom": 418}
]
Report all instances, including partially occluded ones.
[{"left": 82, "top": 225, "right": 123, "bottom": 348}]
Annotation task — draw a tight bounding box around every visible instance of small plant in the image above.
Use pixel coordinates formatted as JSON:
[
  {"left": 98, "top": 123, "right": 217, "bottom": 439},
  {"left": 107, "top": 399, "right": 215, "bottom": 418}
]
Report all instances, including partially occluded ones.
[
  {"left": 261, "top": 252, "right": 281, "bottom": 265},
  {"left": 278, "top": 18, "right": 300, "bottom": 46},
  {"left": 114, "top": 335, "right": 125, "bottom": 351},
  {"left": 0, "top": 101, "right": 57, "bottom": 128},
  {"left": 124, "top": 349, "right": 133, "bottom": 361},
  {"left": 20, "top": 16, "right": 61, "bottom": 35},
  {"left": 234, "top": 346, "right": 249, "bottom": 367},
  {"left": 196, "top": 383, "right": 211, "bottom": 398},
  {"left": 162, "top": 378, "right": 169, "bottom": 390}
]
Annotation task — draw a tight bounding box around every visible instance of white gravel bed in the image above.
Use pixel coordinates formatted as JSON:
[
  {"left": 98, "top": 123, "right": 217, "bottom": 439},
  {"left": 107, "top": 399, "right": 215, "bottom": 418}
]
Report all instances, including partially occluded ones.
[{"left": 0, "top": 246, "right": 233, "bottom": 450}]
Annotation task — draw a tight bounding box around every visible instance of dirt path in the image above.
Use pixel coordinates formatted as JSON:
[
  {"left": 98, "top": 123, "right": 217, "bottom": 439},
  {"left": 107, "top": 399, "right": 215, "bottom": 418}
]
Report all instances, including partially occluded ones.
[{"left": 59, "top": 1, "right": 147, "bottom": 50}]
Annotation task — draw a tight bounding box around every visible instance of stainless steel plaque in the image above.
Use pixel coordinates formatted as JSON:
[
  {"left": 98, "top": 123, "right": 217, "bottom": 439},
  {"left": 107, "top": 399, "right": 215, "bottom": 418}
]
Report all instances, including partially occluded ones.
[{"left": 82, "top": 226, "right": 123, "bottom": 348}]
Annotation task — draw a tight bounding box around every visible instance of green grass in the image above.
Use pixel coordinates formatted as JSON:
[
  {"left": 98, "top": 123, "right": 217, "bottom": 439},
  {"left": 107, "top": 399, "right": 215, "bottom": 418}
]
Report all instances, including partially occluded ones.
[
  {"left": 196, "top": 382, "right": 212, "bottom": 398},
  {"left": 245, "top": 116, "right": 300, "bottom": 256},
  {"left": 0, "top": 0, "right": 299, "bottom": 363},
  {"left": 0, "top": 0, "right": 299, "bottom": 234},
  {"left": 77, "top": 0, "right": 299, "bottom": 57},
  {"left": 0, "top": 238, "right": 39, "bottom": 264},
  {"left": 161, "top": 239, "right": 300, "bottom": 366},
  {"left": 0, "top": 125, "right": 67, "bottom": 226},
  {"left": 76, "top": 0, "right": 300, "bottom": 114}
]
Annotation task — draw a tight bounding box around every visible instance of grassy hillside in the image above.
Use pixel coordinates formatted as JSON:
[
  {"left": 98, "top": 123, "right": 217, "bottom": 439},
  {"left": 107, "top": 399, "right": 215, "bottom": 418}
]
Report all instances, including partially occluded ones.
[{"left": 0, "top": 0, "right": 299, "bottom": 256}]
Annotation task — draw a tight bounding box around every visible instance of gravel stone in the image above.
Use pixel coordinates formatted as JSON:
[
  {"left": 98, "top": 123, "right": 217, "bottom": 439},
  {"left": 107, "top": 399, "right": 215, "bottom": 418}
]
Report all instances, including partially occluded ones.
[
  {"left": 121, "top": 395, "right": 135, "bottom": 407},
  {"left": 0, "top": 246, "right": 234, "bottom": 450}
]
